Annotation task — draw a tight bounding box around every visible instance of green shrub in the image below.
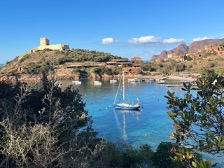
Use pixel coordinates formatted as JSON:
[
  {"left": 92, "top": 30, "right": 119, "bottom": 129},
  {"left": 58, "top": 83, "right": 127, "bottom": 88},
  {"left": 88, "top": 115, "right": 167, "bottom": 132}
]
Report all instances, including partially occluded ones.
[
  {"left": 174, "top": 64, "right": 186, "bottom": 72},
  {"left": 184, "top": 55, "right": 193, "bottom": 61},
  {"left": 219, "top": 41, "right": 224, "bottom": 47},
  {"left": 19, "top": 54, "right": 30, "bottom": 63},
  {"left": 209, "top": 62, "right": 216, "bottom": 67}
]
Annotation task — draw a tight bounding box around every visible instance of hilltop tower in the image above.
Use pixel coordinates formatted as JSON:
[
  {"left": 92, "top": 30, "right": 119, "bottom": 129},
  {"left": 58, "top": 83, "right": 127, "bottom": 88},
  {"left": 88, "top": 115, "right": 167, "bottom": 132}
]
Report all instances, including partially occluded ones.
[
  {"left": 37, "top": 37, "right": 69, "bottom": 51},
  {"left": 40, "top": 37, "right": 49, "bottom": 46}
]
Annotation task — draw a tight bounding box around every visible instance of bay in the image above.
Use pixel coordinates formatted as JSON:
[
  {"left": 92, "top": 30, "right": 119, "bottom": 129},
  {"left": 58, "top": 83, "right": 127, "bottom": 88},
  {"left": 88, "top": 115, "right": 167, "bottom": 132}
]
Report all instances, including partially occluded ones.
[
  {"left": 36, "top": 78, "right": 223, "bottom": 165},
  {"left": 60, "top": 79, "right": 184, "bottom": 149},
  {"left": 65, "top": 79, "right": 223, "bottom": 166}
]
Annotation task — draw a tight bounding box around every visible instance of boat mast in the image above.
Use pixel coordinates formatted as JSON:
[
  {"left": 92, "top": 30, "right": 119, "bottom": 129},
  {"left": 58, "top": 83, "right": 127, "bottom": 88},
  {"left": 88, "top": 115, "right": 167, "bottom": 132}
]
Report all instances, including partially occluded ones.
[
  {"left": 113, "top": 74, "right": 122, "bottom": 104},
  {"left": 122, "top": 71, "right": 125, "bottom": 101}
]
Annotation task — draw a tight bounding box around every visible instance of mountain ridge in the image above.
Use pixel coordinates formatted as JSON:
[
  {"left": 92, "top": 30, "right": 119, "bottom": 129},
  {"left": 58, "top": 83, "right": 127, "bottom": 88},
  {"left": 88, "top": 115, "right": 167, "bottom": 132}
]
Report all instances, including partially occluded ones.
[{"left": 150, "top": 38, "right": 224, "bottom": 61}]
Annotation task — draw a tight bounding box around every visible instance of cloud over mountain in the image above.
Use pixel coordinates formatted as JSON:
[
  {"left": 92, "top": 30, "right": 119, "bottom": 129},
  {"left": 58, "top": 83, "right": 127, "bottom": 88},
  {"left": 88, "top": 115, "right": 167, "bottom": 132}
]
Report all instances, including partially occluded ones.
[{"left": 192, "top": 37, "right": 212, "bottom": 42}]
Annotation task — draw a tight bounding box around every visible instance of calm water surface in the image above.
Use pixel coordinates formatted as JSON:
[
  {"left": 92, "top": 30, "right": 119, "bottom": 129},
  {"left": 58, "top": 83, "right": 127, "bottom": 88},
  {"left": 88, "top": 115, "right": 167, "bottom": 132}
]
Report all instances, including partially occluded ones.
[
  {"left": 60, "top": 79, "right": 222, "bottom": 165},
  {"left": 61, "top": 79, "right": 183, "bottom": 149}
]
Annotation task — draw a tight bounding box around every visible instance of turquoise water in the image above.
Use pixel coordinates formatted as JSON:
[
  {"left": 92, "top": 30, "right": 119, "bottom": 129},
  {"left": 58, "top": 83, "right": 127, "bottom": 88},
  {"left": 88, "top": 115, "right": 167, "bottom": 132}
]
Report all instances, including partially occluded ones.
[
  {"left": 62, "top": 79, "right": 184, "bottom": 149},
  {"left": 61, "top": 79, "right": 223, "bottom": 165}
]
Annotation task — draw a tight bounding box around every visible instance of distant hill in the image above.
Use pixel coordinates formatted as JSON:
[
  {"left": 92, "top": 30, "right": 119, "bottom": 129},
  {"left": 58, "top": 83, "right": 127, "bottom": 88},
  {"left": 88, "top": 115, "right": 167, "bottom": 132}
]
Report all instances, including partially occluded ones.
[
  {"left": 188, "top": 38, "right": 224, "bottom": 53},
  {"left": 150, "top": 43, "right": 188, "bottom": 61},
  {"left": 150, "top": 38, "right": 224, "bottom": 61},
  {"left": 0, "top": 49, "right": 123, "bottom": 81}
]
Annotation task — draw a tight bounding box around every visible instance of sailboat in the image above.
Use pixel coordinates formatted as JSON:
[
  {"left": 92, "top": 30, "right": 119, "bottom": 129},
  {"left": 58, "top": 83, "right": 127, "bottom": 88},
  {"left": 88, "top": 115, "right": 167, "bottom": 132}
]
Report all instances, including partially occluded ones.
[{"left": 114, "top": 71, "right": 140, "bottom": 110}]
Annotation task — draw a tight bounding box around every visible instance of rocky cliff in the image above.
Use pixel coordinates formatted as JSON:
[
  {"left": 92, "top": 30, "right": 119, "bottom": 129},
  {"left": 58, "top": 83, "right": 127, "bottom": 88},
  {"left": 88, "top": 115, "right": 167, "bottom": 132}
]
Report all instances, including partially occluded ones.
[
  {"left": 150, "top": 38, "right": 224, "bottom": 61},
  {"left": 188, "top": 38, "right": 224, "bottom": 53},
  {"left": 150, "top": 43, "right": 188, "bottom": 61}
]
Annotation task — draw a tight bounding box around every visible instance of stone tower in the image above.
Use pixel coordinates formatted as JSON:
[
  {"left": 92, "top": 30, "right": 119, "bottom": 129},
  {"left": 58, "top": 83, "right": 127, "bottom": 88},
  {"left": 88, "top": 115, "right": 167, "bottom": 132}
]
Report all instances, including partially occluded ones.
[{"left": 40, "top": 37, "right": 49, "bottom": 46}]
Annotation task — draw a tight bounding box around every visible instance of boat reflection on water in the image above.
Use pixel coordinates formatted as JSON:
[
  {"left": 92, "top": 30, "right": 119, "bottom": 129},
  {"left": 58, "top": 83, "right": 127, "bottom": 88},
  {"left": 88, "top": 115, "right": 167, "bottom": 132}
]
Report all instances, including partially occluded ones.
[
  {"left": 113, "top": 109, "right": 141, "bottom": 142},
  {"left": 115, "top": 109, "right": 141, "bottom": 117}
]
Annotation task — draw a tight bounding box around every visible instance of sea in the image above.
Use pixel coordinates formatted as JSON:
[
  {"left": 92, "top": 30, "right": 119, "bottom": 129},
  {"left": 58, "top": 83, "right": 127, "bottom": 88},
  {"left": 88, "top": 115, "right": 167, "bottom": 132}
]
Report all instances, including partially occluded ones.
[
  {"left": 60, "top": 79, "right": 176, "bottom": 149},
  {"left": 59, "top": 79, "right": 223, "bottom": 166}
]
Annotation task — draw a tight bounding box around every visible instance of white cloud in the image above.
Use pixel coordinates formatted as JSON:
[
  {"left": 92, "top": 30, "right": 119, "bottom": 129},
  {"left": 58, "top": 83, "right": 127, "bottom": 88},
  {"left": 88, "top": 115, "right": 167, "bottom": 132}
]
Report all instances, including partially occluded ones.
[
  {"left": 101, "top": 37, "right": 117, "bottom": 44},
  {"left": 192, "top": 37, "right": 212, "bottom": 42},
  {"left": 163, "top": 38, "right": 184, "bottom": 43},
  {"left": 128, "top": 36, "right": 159, "bottom": 44}
]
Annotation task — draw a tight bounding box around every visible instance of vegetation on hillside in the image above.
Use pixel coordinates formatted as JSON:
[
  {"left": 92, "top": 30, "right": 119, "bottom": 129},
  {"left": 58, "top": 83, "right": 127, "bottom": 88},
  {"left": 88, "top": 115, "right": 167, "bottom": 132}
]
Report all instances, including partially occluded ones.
[
  {"left": 2, "top": 44, "right": 224, "bottom": 80},
  {"left": 141, "top": 51, "right": 224, "bottom": 76},
  {"left": 0, "top": 49, "right": 122, "bottom": 77},
  {"left": 219, "top": 41, "right": 224, "bottom": 47}
]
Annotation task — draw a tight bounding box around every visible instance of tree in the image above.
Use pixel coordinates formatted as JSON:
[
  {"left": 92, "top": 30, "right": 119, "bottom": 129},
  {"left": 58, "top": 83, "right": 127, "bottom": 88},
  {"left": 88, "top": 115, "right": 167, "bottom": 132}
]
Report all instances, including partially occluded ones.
[
  {"left": 151, "top": 142, "right": 184, "bottom": 168},
  {"left": 165, "top": 70, "right": 223, "bottom": 167},
  {"left": 0, "top": 76, "right": 103, "bottom": 167}
]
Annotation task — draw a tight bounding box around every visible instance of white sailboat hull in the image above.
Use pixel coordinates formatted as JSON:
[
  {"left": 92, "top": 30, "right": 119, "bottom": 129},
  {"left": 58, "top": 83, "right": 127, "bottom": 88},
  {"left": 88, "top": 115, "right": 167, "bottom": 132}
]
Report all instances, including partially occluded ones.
[{"left": 115, "top": 102, "right": 140, "bottom": 110}]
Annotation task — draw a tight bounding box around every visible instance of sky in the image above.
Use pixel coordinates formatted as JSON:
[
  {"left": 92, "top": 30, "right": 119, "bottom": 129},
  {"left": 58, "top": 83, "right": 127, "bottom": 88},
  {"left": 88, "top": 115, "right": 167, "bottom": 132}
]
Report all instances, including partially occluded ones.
[{"left": 1, "top": 0, "right": 224, "bottom": 64}]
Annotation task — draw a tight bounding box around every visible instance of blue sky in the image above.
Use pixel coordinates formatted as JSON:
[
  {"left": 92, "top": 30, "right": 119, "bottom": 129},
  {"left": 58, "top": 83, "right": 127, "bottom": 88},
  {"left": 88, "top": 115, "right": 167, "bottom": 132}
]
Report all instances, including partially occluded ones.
[{"left": 1, "top": 0, "right": 224, "bottom": 63}]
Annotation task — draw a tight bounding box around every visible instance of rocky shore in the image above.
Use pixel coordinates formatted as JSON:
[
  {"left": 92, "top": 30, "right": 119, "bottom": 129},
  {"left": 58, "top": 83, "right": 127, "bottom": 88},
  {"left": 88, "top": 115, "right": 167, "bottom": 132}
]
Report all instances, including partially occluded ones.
[{"left": 0, "top": 72, "right": 199, "bottom": 83}]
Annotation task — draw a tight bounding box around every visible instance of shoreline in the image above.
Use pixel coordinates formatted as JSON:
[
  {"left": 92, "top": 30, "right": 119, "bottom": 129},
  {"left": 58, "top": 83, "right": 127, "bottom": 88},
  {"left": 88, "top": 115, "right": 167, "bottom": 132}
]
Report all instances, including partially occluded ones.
[{"left": 0, "top": 73, "right": 199, "bottom": 83}]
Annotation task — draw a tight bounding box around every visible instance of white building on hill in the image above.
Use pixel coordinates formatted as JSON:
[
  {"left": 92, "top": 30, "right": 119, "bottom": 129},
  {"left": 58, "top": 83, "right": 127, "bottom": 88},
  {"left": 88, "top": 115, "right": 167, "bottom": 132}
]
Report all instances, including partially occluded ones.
[{"left": 37, "top": 37, "right": 69, "bottom": 51}]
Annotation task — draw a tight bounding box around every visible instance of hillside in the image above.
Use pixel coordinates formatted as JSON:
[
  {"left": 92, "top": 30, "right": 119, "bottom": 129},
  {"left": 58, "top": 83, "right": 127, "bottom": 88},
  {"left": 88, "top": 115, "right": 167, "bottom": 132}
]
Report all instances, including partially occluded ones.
[
  {"left": 188, "top": 38, "right": 224, "bottom": 53},
  {"left": 142, "top": 46, "right": 224, "bottom": 76},
  {"left": 150, "top": 43, "right": 189, "bottom": 61},
  {"left": 141, "top": 39, "right": 224, "bottom": 76},
  {"left": 150, "top": 38, "right": 224, "bottom": 61},
  {"left": 0, "top": 49, "right": 123, "bottom": 81}
]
